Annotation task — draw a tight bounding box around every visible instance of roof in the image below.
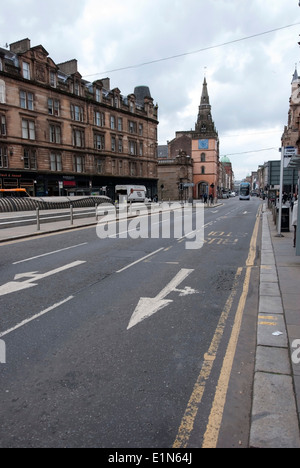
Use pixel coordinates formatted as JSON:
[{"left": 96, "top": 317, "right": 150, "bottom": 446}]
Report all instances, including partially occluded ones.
[{"left": 221, "top": 156, "right": 231, "bottom": 163}]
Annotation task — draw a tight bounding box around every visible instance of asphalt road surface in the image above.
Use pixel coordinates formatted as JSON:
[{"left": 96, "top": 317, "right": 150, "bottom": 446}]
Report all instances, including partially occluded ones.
[{"left": 0, "top": 197, "right": 262, "bottom": 448}]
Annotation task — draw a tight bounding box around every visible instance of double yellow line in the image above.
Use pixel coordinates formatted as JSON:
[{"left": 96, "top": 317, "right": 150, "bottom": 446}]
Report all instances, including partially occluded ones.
[{"left": 173, "top": 207, "right": 261, "bottom": 448}]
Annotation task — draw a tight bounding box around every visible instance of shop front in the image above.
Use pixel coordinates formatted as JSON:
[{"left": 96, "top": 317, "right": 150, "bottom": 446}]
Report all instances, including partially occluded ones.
[
  {"left": 0, "top": 170, "right": 35, "bottom": 195},
  {"left": 0, "top": 170, "right": 158, "bottom": 200}
]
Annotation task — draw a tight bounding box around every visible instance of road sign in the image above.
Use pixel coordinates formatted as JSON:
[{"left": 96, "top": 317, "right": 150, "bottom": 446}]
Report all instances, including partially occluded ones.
[{"left": 284, "top": 146, "right": 297, "bottom": 155}]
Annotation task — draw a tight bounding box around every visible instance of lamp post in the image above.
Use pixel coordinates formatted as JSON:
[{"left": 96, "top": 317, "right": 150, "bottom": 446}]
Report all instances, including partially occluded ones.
[{"left": 276, "top": 146, "right": 285, "bottom": 237}]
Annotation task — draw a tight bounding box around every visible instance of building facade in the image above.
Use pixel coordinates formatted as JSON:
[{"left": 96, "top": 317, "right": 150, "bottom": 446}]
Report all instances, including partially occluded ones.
[
  {"left": 219, "top": 156, "right": 234, "bottom": 194},
  {"left": 0, "top": 39, "right": 159, "bottom": 199},
  {"left": 157, "top": 78, "right": 220, "bottom": 200},
  {"left": 157, "top": 150, "right": 193, "bottom": 201},
  {"left": 191, "top": 77, "right": 219, "bottom": 199},
  {"left": 282, "top": 68, "right": 300, "bottom": 153}
]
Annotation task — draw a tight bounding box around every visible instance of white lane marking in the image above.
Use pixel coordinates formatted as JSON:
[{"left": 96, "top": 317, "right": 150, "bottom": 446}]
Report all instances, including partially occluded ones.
[
  {"left": 0, "top": 296, "right": 74, "bottom": 338},
  {"left": 127, "top": 269, "right": 198, "bottom": 330},
  {"left": 13, "top": 243, "right": 88, "bottom": 265},
  {"left": 0, "top": 261, "right": 86, "bottom": 297},
  {"left": 116, "top": 248, "right": 164, "bottom": 273}
]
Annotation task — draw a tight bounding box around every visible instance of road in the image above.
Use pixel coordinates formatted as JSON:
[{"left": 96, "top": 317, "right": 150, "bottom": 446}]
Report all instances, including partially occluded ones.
[{"left": 0, "top": 197, "right": 262, "bottom": 448}]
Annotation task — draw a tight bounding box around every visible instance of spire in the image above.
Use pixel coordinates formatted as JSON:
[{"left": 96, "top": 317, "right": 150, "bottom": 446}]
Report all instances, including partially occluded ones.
[
  {"left": 195, "top": 77, "right": 218, "bottom": 138},
  {"left": 200, "top": 77, "right": 210, "bottom": 107},
  {"left": 292, "top": 65, "right": 299, "bottom": 83}
]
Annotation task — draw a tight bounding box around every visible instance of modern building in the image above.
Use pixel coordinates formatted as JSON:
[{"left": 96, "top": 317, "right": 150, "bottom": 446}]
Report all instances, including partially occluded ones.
[{"left": 0, "top": 38, "right": 159, "bottom": 199}]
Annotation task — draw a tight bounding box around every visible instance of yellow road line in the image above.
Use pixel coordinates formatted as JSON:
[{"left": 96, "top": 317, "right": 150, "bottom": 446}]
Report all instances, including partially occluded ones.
[
  {"left": 173, "top": 206, "right": 261, "bottom": 448},
  {"left": 258, "top": 321, "right": 277, "bottom": 326},
  {"left": 173, "top": 267, "right": 243, "bottom": 448},
  {"left": 201, "top": 266, "right": 252, "bottom": 448},
  {"left": 202, "top": 210, "right": 260, "bottom": 448}
]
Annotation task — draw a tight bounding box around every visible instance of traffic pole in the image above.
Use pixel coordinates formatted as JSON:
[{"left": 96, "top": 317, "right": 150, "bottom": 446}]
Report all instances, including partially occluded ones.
[
  {"left": 276, "top": 147, "right": 284, "bottom": 237},
  {"left": 36, "top": 207, "right": 40, "bottom": 231}
]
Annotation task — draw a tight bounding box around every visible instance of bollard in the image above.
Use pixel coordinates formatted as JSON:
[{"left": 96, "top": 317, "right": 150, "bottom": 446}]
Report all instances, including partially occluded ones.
[
  {"left": 36, "top": 206, "right": 40, "bottom": 231},
  {"left": 95, "top": 203, "right": 98, "bottom": 221},
  {"left": 70, "top": 204, "right": 73, "bottom": 225}
]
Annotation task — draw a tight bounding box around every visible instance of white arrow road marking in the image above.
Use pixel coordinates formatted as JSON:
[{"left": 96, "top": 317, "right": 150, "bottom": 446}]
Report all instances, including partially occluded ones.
[
  {"left": 0, "top": 261, "right": 86, "bottom": 297},
  {"left": 127, "top": 269, "right": 198, "bottom": 330}
]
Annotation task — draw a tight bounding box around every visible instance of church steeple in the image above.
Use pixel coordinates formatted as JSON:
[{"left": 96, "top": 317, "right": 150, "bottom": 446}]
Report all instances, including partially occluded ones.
[
  {"left": 200, "top": 77, "right": 210, "bottom": 107},
  {"left": 195, "top": 77, "right": 218, "bottom": 138}
]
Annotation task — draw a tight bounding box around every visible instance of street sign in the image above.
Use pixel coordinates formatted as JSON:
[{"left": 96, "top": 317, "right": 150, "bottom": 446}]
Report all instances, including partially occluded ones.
[
  {"left": 284, "top": 146, "right": 297, "bottom": 155},
  {"left": 284, "top": 146, "right": 297, "bottom": 168},
  {"left": 183, "top": 183, "right": 194, "bottom": 188}
]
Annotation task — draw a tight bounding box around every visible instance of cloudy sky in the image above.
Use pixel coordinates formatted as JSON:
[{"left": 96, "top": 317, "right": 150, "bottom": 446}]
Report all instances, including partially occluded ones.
[{"left": 1, "top": 0, "right": 300, "bottom": 179}]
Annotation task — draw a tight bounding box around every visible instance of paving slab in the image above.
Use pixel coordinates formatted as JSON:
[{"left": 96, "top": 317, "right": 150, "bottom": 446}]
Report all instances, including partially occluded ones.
[
  {"left": 257, "top": 313, "right": 288, "bottom": 347},
  {"left": 259, "top": 296, "right": 284, "bottom": 314},
  {"left": 261, "top": 252, "right": 276, "bottom": 265},
  {"left": 255, "top": 346, "right": 291, "bottom": 375},
  {"left": 259, "top": 282, "right": 281, "bottom": 296},
  {"left": 260, "top": 272, "right": 279, "bottom": 283},
  {"left": 250, "top": 372, "right": 300, "bottom": 448}
]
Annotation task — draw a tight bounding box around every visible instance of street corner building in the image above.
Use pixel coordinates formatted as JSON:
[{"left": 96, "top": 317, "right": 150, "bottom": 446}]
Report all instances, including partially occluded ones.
[
  {"left": 0, "top": 38, "right": 159, "bottom": 200},
  {"left": 158, "top": 77, "right": 234, "bottom": 201}
]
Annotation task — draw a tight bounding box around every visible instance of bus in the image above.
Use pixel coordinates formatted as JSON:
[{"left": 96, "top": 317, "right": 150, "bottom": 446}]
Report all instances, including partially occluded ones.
[
  {"left": 0, "top": 188, "right": 29, "bottom": 198},
  {"left": 115, "top": 185, "right": 147, "bottom": 203},
  {"left": 239, "top": 182, "right": 251, "bottom": 200}
]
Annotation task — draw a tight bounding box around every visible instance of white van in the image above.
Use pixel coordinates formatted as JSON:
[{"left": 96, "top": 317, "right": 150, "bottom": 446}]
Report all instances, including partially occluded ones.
[{"left": 115, "top": 185, "right": 147, "bottom": 203}]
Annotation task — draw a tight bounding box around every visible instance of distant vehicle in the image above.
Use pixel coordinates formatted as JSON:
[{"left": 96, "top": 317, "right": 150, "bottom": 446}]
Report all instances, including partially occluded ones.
[
  {"left": 115, "top": 185, "right": 147, "bottom": 203},
  {"left": 239, "top": 182, "right": 251, "bottom": 200},
  {"left": 222, "top": 191, "right": 229, "bottom": 199},
  {"left": 230, "top": 191, "right": 236, "bottom": 197},
  {"left": 0, "top": 188, "right": 29, "bottom": 198}
]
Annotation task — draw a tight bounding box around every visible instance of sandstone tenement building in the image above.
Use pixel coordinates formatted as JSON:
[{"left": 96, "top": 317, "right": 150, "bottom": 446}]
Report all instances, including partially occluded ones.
[{"left": 0, "top": 38, "right": 159, "bottom": 199}]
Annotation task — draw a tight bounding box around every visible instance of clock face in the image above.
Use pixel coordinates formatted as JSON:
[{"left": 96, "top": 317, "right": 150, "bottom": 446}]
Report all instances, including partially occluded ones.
[{"left": 198, "top": 139, "right": 209, "bottom": 150}]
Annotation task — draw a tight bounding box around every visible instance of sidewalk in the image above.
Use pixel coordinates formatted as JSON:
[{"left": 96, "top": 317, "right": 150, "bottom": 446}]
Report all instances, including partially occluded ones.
[
  {"left": 250, "top": 204, "right": 300, "bottom": 448},
  {"left": 0, "top": 210, "right": 99, "bottom": 242}
]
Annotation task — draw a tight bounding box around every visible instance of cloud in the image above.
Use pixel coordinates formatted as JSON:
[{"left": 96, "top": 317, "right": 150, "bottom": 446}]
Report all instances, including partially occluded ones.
[{"left": 0, "top": 0, "right": 299, "bottom": 179}]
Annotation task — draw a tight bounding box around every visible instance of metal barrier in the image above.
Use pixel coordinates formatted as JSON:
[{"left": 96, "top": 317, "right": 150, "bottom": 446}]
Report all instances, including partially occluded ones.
[{"left": 0, "top": 196, "right": 112, "bottom": 213}]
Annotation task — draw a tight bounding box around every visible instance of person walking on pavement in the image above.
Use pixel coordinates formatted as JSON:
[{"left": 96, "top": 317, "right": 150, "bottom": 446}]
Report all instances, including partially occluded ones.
[{"left": 292, "top": 195, "right": 298, "bottom": 248}]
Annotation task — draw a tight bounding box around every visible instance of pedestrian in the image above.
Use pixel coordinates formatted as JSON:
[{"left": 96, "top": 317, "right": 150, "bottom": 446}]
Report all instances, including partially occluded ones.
[{"left": 292, "top": 196, "right": 298, "bottom": 248}]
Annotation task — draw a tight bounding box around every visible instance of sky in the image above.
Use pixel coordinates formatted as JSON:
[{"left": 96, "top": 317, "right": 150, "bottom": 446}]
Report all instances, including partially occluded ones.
[{"left": 1, "top": 0, "right": 300, "bottom": 180}]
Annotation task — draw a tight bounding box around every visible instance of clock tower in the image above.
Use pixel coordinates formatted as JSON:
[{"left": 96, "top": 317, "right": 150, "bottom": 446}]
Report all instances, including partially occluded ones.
[{"left": 192, "top": 77, "right": 219, "bottom": 199}]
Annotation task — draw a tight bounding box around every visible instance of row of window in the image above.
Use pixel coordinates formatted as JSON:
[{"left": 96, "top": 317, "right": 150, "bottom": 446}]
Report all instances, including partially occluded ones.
[
  {"left": 0, "top": 57, "right": 141, "bottom": 113},
  {"left": 0, "top": 113, "right": 145, "bottom": 155},
  {"left": 0, "top": 145, "right": 148, "bottom": 177},
  {"left": 0, "top": 80, "right": 147, "bottom": 133},
  {"left": 20, "top": 60, "right": 135, "bottom": 109},
  {"left": 18, "top": 90, "right": 145, "bottom": 134}
]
